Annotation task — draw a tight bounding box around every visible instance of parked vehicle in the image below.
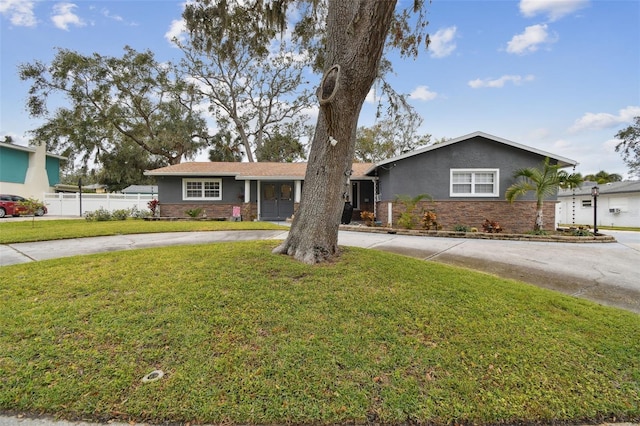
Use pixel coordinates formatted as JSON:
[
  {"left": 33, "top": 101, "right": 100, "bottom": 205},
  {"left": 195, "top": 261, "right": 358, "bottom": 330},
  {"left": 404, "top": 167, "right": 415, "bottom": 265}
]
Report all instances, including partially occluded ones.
[{"left": 0, "top": 194, "right": 47, "bottom": 218}]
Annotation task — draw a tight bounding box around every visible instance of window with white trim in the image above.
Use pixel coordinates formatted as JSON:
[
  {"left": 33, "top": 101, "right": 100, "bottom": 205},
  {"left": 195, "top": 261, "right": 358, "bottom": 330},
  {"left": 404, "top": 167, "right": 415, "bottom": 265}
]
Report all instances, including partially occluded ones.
[
  {"left": 183, "top": 178, "right": 222, "bottom": 200},
  {"left": 450, "top": 169, "right": 499, "bottom": 197}
]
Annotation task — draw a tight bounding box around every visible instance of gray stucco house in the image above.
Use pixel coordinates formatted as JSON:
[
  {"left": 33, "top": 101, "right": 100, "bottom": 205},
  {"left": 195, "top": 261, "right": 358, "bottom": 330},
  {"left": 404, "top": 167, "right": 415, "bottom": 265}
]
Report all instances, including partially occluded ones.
[{"left": 145, "top": 131, "right": 577, "bottom": 232}]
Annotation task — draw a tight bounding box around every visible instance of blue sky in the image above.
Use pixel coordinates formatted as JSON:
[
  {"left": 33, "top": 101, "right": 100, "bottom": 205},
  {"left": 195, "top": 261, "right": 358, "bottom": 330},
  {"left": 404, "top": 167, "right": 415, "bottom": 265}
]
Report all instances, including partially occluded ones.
[{"left": 1, "top": 0, "right": 639, "bottom": 178}]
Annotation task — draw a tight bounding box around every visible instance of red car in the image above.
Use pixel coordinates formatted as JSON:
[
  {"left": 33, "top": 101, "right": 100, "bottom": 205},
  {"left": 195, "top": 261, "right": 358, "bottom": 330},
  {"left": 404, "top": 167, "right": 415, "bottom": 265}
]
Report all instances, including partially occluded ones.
[{"left": 0, "top": 194, "right": 47, "bottom": 218}]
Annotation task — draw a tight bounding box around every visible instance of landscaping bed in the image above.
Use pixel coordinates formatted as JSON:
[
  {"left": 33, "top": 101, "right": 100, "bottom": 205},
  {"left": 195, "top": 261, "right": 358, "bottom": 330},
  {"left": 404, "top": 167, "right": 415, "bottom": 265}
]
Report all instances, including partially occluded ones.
[{"left": 340, "top": 224, "right": 617, "bottom": 243}]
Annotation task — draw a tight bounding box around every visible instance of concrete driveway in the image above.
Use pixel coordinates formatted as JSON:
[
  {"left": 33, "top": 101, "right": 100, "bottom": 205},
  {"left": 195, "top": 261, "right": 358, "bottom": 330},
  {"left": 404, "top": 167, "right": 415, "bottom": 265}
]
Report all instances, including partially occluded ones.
[{"left": 1, "top": 228, "right": 639, "bottom": 314}]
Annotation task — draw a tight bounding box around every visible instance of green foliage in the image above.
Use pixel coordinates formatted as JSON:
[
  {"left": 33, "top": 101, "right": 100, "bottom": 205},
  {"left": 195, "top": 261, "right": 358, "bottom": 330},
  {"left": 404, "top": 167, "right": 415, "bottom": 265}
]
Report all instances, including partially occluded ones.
[
  {"left": 453, "top": 224, "right": 471, "bottom": 232},
  {"left": 208, "top": 131, "right": 245, "bottom": 162},
  {"left": 185, "top": 207, "right": 204, "bottom": 218},
  {"left": 394, "top": 193, "right": 432, "bottom": 229},
  {"left": 584, "top": 170, "right": 623, "bottom": 184},
  {"left": 1, "top": 243, "right": 638, "bottom": 424},
  {"left": 176, "top": 23, "right": 313, "bottom": 162},
  {"left": 19, "top": 46, "right": 209, "bottom": 172},
  {"left": 506, "top": 157, "right": 583, "bottom": 231},
  {"left": 84, "top": 207, "right": 133, "bottom": 221},
  {"left": 84, "top": 207, "right": 113, "bottom": 222},
  {"left": 355, "top": 118, "right": 430, "bottom": 163},
  {"left": 615, "top": 116, "right": 640, "bottom": 178},
  {"left": 255, "top": 129, "right": 307, "bottom": 162},
  {"left": 570, "top": 228, "right": 592, "bottom": 237},
  {"left": 16, "top": 197, "right": 46, "bottom": 227},
  {"left": 111, "top": 209, "right": 131, "bottom": 221}
]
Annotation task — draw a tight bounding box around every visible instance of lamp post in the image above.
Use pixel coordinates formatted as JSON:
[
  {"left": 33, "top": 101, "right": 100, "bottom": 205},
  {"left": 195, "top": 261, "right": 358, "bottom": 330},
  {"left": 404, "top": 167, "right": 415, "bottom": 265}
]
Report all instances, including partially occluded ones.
[{"left": 591, "top": 186, "right": 599, "bottom": 235}]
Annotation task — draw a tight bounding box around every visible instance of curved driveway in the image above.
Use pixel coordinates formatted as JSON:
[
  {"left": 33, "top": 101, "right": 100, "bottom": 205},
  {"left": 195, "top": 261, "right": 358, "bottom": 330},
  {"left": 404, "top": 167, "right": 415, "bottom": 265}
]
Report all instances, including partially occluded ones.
[{"left": 1, "top": 229, "right": 639, "bottom": 314}]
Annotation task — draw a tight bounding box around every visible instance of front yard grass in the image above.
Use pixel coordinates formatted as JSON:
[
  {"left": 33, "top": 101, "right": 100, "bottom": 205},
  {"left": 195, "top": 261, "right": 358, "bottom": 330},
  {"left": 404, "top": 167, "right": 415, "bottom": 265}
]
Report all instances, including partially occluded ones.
[
  {"left": 0, "top": 219, "right": 287, "bottom": 244},
  {"left": 1, "top": 241, "right": 638, "bottom": 425}
]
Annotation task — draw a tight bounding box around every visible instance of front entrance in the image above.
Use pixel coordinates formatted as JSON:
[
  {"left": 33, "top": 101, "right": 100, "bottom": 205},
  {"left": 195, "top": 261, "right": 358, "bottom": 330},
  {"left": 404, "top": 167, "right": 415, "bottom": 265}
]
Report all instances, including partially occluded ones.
[{"left": 261, "top": 182, "right": 294, "bottom": 221}]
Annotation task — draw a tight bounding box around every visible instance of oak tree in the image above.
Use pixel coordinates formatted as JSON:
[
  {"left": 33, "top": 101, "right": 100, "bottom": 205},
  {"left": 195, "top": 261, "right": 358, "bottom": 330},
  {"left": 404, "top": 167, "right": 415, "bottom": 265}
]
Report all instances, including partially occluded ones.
[
  {"left": 19, "top": 46, "right": 210, "bottom": 169},
  {"left": 615, "top": 116, "right": 640, "bottom": 178},
  {"left": 185, "top": 0, "right": 429, "bottom": 263},
  {"left": 178, "top": 6, "right": 314, "bottom": 162}
]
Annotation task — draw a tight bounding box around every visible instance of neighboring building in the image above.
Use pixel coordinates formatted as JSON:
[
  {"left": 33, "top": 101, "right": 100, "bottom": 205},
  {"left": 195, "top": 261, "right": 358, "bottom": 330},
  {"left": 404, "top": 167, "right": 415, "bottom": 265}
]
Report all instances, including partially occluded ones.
[
  {"left": 0, "top": 142, "right": 66, "bottom": 198},
  {"left": 146, "top": 131, "right": 577, "bottom": 232},
  {"left": 122, "top": 185, "right": 158, "bottom": 195},
  {"left": 557, "top": 181, "right": 640, "bottom": 228}
]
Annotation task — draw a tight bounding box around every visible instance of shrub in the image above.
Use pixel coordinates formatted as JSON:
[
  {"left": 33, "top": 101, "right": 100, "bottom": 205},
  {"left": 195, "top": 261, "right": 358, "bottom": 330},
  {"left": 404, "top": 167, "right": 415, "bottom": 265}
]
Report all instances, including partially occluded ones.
[
  {"left": 571, "top": 228, "right": 592, "bottom": 237},
  {"left": 454, "top": 224, "right": 471, "bottom": 232},
  {"left": 421, "top": 210, "right": 439, "bottom": 230},
  {"left": 186, "top": 207, "right": 203, "bottom": 218},
  {"left": 398, "top": 212, "right": 415, "bottom": 229},
  {"left": 394, "top": 194, "right": 432, "bottom": 229},
  {"left": 129, "top": 205, "right": 151, "bottom": 219},
  {"left": 482, "top": 219, "right": 502, "bottom": 233},
  {"left": 85, "top": 207, "right": 112, "bottom": 222},
  {"left": 148, "top": 199, "right": 159, "bottom": 216},
  {"left": 360, "top": 211, "right": 375, "bottom": 226},
  {"left": 111, "top": 209, "right": 130, "bottom": 221}
]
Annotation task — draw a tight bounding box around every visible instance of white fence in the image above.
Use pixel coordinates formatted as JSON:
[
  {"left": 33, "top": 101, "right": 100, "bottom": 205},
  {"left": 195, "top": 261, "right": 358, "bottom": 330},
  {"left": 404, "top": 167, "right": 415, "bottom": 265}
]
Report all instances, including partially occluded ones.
[{"left": 43, "top": 193, "right": 155, "bottom": 217}]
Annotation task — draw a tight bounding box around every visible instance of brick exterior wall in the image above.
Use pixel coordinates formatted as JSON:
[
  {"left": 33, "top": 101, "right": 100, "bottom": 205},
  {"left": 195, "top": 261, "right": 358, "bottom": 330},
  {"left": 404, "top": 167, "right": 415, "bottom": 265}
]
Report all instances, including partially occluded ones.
[
  {"left": 160, "top": 202, "right": 256, "bottom": 220},
  {"left": 375, "top": 200, "right": 558, "bottom": 233}
]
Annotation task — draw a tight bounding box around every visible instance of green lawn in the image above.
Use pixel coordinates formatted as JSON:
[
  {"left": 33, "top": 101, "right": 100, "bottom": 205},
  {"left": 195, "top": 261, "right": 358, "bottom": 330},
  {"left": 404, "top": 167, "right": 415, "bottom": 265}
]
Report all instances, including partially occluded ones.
[
  {"left": 0, "top": 219, "right": 287, "bottom": 244},
  {"left": 1, "top": 241, "right": 638, "bottom": 425}
]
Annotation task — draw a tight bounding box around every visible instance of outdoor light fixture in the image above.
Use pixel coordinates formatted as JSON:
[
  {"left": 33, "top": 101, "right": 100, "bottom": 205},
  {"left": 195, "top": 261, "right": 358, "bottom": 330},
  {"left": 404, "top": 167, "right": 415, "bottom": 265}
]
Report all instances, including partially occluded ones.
[{"left": 591, "top": 186, "right": 599, "bottom": 235}]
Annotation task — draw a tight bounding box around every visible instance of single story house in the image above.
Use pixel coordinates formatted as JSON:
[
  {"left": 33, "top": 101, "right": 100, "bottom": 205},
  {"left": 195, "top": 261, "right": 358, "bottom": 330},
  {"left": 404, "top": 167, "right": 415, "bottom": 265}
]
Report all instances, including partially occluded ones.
[
  {"left": 145, "top": 162, "right": 375, "bottom": 221},
  {"left": 145, "top": 131, "right": 577, "bottom": 232},
  {"left": 0, "top": 141, "right": 66, "bottom": 198},
  {"left": 557, "top": 180, "right": 640, "bottom": 228}
]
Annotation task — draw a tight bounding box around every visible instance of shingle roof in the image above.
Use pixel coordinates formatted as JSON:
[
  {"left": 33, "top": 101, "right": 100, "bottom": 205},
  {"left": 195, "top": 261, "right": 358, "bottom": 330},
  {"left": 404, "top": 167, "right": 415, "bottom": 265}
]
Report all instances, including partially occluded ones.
[{"left": 145, "top": 162, "right": 374, "bottom": 180}]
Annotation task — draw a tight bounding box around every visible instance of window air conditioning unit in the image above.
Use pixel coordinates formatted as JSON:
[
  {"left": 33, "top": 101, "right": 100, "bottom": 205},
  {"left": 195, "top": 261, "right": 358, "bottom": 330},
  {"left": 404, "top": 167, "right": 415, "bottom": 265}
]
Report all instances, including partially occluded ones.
[{"left": 609, "top": 208, "right": 621, "bottom": 214}]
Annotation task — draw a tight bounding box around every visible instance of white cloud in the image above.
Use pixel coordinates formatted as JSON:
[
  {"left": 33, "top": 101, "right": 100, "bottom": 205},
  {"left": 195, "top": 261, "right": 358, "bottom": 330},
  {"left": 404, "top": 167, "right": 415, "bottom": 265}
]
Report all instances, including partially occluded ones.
[
  {"left": 51, "top": 2, "right": 85, "bottom": 31},
  {"left": 519, "top": 0, "right": 589, "bottom": 22},
  {"left": 165, "top": 18, "right": 186, "bottom": 45},
  {"left": 429, "top": 26, "right": 457, "bottom": 58},
  {"left": 468, "top": 74, "right": 535, "bottom": 89},
  {"left": 409, "top": 85, "right": 438, "bottom": 101},
  {"left": 365, "top": 87, "right": 378, "bottom": 104},
  {"left": 569, "top": 106, "right": 640, "bottom": 132},
  {"left": 101, "top": 8, "right": 122, "bottom": 22},
  {"left": 0, "top": 0, "right": 37, "bottom": 27},
  {"left": 506, "top": 24, "right": 557, "bottom": 55}
]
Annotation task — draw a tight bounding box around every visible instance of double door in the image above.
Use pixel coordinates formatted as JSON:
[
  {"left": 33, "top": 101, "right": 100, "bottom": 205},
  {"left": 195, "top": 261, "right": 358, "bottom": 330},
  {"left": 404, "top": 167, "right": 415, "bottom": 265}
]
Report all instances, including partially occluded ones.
[{"left": 261, "top": 182, "right": 294, "bottom": 221}]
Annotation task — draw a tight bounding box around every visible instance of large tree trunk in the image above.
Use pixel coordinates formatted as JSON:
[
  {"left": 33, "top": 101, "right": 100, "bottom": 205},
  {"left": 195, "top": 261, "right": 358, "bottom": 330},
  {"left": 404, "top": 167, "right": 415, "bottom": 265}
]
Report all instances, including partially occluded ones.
[{"left": 273, "top": 0, "right": 397, "bottom": 263}]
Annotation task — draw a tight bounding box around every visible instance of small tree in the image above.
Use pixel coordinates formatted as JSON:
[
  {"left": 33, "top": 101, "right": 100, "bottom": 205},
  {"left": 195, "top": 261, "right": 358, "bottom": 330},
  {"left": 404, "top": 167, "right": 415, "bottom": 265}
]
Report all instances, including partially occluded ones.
[
  {"left": 506, "top": 158, "right": 583, "bottom": 231},
  {"left": 615, "top": 116, "right": 640, "bottom": 178},
  {"left": 17, "top": 198, "right": 45, "bottom": 227}
]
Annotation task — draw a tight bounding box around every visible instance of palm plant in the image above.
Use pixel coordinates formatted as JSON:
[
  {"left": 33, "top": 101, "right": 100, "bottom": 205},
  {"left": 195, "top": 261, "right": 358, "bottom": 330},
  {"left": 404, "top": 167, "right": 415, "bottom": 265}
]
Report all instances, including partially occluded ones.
[
  {"left": 506, "top": 158, "right": 583, "bottom": 231},
  {"left": 583, "top": 170, "right": 623, "bottom": 184}
]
